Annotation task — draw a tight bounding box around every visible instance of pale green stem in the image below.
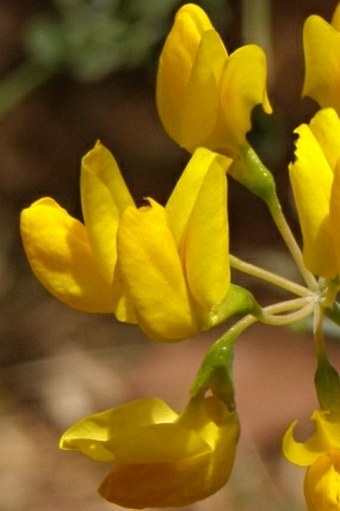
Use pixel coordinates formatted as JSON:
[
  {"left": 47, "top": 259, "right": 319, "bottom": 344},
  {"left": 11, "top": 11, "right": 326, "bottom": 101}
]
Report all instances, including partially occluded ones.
[
  {"left": 267, "top": 196, "right": 318, "bottom": 291},
  {"left": 191, "top": 296, "right": 314, "bottom": 398},
  {"left": 313, "top": 303, "right": 327, "bottom": 361},
  {"left": 231, "top": 146, "right": 318, "bottom": 292},
  {"left": 229, "top": 253, "right": 310, "bottom": 297},
  {"left": 260, "top": 299, "right": 314, "bottom": 326},
  {"left": 224, "top": 296, "right": 314, "bottom": 347}
]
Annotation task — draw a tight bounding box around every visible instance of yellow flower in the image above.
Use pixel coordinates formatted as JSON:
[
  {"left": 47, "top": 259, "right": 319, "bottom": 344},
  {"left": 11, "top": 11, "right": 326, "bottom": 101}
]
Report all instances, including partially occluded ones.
[
  {"left": 304, "top": 450, "right": 340, "bottom": 510},
  {"left": 283, "top": 410, "right": 340, "bottom": 511},
  {"left": 303, "top": 4, "right": 340, "bottom": 113},
  {"left": 156, "top": 3, "right": 271, "bottom": 158},
  {"left": 20, "top": 141, "right": 231, "bottom": 341},
  {"left": 60, "top": 395, "right": 240, "bottom": 508},
  {"left": 289, "top": 108, "right": 340, "bottom": 279}
]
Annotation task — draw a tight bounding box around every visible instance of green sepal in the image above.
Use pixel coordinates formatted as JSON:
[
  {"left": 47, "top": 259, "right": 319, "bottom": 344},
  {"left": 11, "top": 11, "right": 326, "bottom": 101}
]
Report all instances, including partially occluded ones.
[
  {"left": 205, "top": 283, "right": 261, "bottom": 329},
  {"left": 315, "top": 357, "right": 340, "bottom": 412},
  {"left": 194, "top": 285, "right": 260, "bottom": 409},
  {"left": 324, "top": 301, "right": 340, "bottom": 327},
  {"left": 191, "top": 332, "right": 236, "bottom": 410},
  {"left": 229, "top": 145, "right": 276, "bottom": 203}
]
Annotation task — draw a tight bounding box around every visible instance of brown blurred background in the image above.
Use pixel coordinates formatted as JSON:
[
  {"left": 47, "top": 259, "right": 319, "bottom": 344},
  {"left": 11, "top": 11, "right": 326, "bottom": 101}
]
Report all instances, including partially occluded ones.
[{"left": 0, "top": 1, "right": 340, "bottom": 510}]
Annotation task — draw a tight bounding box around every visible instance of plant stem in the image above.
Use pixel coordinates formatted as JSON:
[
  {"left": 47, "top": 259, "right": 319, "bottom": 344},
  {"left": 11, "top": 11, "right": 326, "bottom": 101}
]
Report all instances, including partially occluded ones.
[
  {"left": 267, "top": 195, "right": 318, "bottom": 291},
  {"left": 229, "top": 253, "right": 310, "bottom": 297},
  {"left": 220, "top": 296, "right": 314, "bottom": 350},
  {"left": 260, "top": 299, "right": 314, "bottom": 326},
  {"left": 313, "top": 303, "right": 326, "bottom": 360},
  {"left": 191, "top": 296, "right": 314, "bottom": 397}
]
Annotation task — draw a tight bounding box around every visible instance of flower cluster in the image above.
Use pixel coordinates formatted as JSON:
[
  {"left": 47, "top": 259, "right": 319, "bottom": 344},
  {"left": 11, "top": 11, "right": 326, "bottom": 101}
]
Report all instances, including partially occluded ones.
[
  {"left": 19, "top": 1, "right": 340, "bottom": 509},
  {"left": 21, "top": 143, "right": 231, "bottom": 341}
]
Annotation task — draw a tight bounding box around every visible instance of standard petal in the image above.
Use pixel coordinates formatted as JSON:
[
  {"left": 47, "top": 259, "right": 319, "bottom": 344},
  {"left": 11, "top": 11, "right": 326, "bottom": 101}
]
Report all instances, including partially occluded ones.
[
  {"left": 60, "top": 398, "right": 178, "bottom": 462},
  {"left": 179, "top": 30, "right": 227, "bottom": 152},
  {"left": 219, "top": 44, "right": 272, "bottom": 156},
  {"left": 117, "top": 200, "right": 198, "bottom": 341},
  {"left": 156, "top": 3, "right": 215, "bottom": 145},
  {"left": 20, "top": 197, "right": 113, "bottom": 313},
  {"left": 303, "top": 15, "right": 340, "bottom": 112},
  {"left": 289, "top": 123, "right": 337, "bottom": 278},
  {"left": 80, "top": 141, "right": 135, "bottom": 283},
  {"left": 183, "top": 157, "right": 230, "bottom": 314},
  {"left": 166, "top": 147, "right": 231, "bottom": 250}
]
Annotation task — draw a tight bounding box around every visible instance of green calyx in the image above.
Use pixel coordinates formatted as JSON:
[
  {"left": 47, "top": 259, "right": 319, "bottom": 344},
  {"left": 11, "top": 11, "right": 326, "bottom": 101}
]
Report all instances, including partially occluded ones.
[
  {"left": 315, "top": 357, "right": 340, "bottom": 412},
  {"left": 229, "top": 145, "right": 276, "bottom": 203}
]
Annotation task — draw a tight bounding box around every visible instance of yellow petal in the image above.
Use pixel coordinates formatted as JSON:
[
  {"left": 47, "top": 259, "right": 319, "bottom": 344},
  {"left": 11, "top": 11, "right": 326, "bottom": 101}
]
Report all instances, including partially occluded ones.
[
  {"left": 99, "top": 397, "right": 239, "bottom": 508},
  {"left": 60, "top": 397, "right": 212, "bottom": 464},
  {"left": 156, "top": 4, "right": 227, "bottom": 152},
  {"left": 289, "top": 122, "right": 337, "bottom": 278},
  {"left": 183, "top": 154, "right": 230, "bottom": 314},
  {"left": 20, "top": 198, "right": 113, "bottom": 312},
  {"left": 303, "top": 15, "right": 340, "bottom": 112},
  {"left": 330, "top": 159, "right": 340, "bottom": 273},
  {"left": 156, "top": 3, "right": 214, "bottom": 136},
  {"left": 117, "top": 200, "right": 198, "bottom": 341},
  {"left": 59, "top": 398, "right": 178, "bottom": 462},
  {"left": 332, "top": 3, "right": 340, "bottom": 32},
  {"left": 110, "top": 266, "right": 137, "bottom": 323},
  {"left": 105, "top": 424, "right": 211, "bottom": 463},
  {"left": 304, "top": 450, "right": 340, "bottom": 511},
  {"left": 60, "top": 398, "right": 178, "bottom": 462},
  {"left": 308, "top": 108, "right": 340, "bottom": 171},
  {"left": 179, "top": 30, "right": 227, "bottom": 151},
  {"left": 282, "top": 411, "right": 340, "bottom": 467},
  {"left": 166, "top": 147, "right": 231, "bottom": 250},
  {"left": 219, "top": 44, "right": 272, "bottom": 155},
  {"left": 80, "top": 141, "right": 135, "bottom": 283}
]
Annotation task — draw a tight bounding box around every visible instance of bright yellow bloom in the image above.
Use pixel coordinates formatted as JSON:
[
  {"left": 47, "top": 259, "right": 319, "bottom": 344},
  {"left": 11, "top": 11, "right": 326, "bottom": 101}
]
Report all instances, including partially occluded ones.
[
  {"left": 20, "top": 141, "right": 231, "bottom": 341},
  {"left": 304, "top": 450, "right": 340, "bottom": 510},
  {"left": 289, "top": 108, "right": 340, "bottom": 279},
  {"left": 156, "top": 3, "right": 271, "bottom": 158},
  {"left": 283, "top": 410, "right": 340, "bottom": 511},
  {"left": 60, "top": 395, "right": 240, "bottom": 508},
  {"left": 303, "top": 5, "right": 340, "bottom": 113}
]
